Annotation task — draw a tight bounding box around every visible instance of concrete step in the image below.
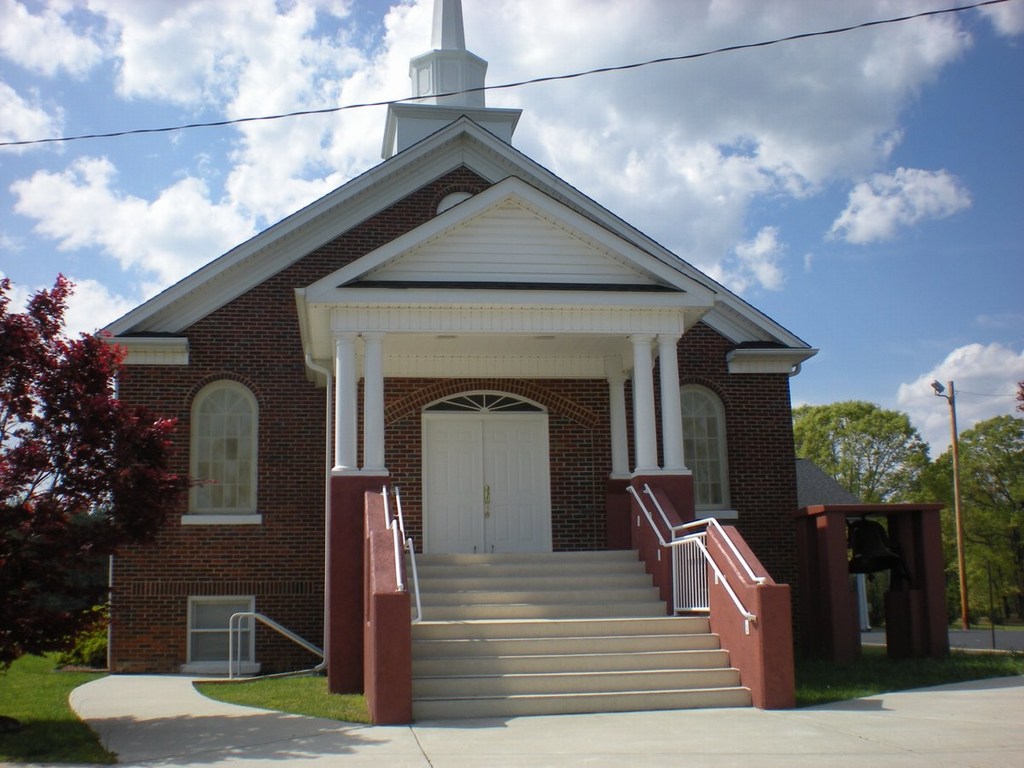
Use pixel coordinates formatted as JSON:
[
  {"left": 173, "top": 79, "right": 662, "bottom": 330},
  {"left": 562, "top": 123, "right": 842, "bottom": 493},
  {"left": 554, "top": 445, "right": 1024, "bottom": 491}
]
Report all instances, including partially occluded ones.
[
  {"left": 416, "top": 572, "right": 656, "bottom": 592},
  {"left": 420, "top": 600, "right": 668, "bottom": 621},
  {"left": 408, "top": 552, "right": 749, "bottom": 720},
  {"left": 412, "top": 686, "right": 753, "bottom": 720},
  {"left": 413, "top": 630, "right": 721, "bottom": 658},
  {"left": 412, "top": 616, "right": 711, "bottom": 641},
  {"left": 413, "top": 648, "right": 731, "bottom": 676},
  {"left": 418, "top": 585, "right": 661, "bottom": 606},
  {"left": 414, "top": 667, "right": 742, "bottom": 698}
]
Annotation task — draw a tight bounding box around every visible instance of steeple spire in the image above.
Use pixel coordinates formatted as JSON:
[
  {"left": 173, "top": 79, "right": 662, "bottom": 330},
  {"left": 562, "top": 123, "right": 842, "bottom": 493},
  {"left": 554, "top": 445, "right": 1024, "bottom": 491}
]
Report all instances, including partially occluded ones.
[
  {"left": 381, "top": 0, "right": 521, "bottom": 158},
  {"left": 410, "top": 0, "right": 486, "bottom": 108},
  {"left": 431, "top": 0, "right": 466, "bottom": 50}
]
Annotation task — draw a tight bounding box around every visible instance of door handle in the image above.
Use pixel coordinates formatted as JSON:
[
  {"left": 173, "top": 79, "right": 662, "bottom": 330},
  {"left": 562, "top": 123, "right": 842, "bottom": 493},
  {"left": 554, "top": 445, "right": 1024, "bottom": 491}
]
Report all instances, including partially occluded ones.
[{"left": 483, "top": 484, "right": 491, "bottom": 518}]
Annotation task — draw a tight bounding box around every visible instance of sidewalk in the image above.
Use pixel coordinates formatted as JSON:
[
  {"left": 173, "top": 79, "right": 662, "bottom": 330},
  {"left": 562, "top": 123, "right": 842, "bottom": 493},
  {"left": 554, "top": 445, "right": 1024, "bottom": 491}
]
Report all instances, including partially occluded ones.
[{"left": 59, "top": 673, "right": 1024, "bottom": 767}]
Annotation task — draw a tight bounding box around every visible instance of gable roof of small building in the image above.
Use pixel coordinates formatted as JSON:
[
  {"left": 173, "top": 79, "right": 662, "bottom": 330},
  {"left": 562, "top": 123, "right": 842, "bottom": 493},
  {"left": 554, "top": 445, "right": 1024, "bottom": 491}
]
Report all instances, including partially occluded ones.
[{"left": 795, "top": 458, "right": 862, "bottom": 508}]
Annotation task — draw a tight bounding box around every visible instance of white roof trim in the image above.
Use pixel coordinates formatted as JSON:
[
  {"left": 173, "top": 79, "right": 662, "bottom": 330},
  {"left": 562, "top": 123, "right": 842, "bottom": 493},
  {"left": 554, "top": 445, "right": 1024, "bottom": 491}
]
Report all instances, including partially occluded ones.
[
  {"left": 727, "top": 347, "right": 818, "bottom": 374},
  {"left": 105, "top": 115, "right": 812, "bottom": 356},
  {"left": 114, "top": 336, "right": 189, "bottom": 366}
]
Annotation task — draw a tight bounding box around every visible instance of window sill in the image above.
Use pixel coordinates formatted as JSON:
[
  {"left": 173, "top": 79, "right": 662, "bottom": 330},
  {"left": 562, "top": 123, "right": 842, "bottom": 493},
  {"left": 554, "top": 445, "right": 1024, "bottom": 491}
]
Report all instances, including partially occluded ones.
[
  {"left": 181, "top": 514, "right": 263, "bottom": 525},
  {"left": 181, "top": 661, "right": 261, "bottom": 677},
  {"left": 695, "top": 509, "right": 739, "bottom": 521}
]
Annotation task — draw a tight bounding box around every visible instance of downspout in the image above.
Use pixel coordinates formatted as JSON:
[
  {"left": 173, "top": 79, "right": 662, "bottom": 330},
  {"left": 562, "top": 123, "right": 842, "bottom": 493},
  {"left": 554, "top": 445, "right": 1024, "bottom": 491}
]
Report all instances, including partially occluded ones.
[{"left": 305, "top": 352, "right": 333, "bottom": 673}]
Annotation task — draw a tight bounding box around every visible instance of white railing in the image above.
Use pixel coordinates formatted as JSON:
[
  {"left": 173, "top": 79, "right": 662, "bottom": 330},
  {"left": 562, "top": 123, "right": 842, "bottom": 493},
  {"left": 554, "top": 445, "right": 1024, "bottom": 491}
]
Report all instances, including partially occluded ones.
[
  {"left": 627, "top": 483, "right": 760, "bottom": 634},
  {"left": 227, "top": 612, "right": 325, "bottom": 680},
  {"left": 382, "top": 486, "right": 422, "bottom": 623}
]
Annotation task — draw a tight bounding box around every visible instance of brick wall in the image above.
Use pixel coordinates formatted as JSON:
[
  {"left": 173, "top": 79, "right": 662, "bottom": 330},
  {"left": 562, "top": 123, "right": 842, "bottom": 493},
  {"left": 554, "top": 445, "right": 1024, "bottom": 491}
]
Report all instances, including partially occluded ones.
[
  {"left": 111, "top": 168, "right": 492, "bottom": 673},
  {"left": 110, "top": 167, "right": 801, "bottom": 673}
]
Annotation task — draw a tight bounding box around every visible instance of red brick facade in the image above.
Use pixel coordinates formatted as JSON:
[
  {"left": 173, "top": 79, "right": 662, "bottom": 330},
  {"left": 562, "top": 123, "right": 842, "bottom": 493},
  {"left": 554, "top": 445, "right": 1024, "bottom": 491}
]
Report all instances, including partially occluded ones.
[{"left": 110, "top": 170, "right": 801, "bottom": 674}]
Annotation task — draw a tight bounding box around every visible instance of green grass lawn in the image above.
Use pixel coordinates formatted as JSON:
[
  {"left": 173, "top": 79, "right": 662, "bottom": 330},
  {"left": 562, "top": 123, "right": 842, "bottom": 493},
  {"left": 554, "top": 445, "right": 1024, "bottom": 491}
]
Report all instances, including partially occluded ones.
[
  {"left": 197, "top": 674, "right": 371, "bottom": 723},
  {"left": 795, "top": 646, "right": 1024, "bottom": 707},
  {"left": 0, "top": 654, "right": 114, "bottom": 765}
]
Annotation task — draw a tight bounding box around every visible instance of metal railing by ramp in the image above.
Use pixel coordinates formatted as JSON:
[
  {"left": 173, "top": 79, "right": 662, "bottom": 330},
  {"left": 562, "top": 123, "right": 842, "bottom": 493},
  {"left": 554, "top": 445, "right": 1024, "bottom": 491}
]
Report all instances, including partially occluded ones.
[{"left": 227, "top": 612, "right": 325, "bottom": 680}]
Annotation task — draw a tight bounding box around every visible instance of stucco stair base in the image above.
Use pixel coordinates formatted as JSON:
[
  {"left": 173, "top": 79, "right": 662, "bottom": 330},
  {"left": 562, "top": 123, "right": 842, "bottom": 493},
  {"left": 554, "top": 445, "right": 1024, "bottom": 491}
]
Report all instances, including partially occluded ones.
[{"left": 409, "top": 551, "right": 751, "bottom": 719}]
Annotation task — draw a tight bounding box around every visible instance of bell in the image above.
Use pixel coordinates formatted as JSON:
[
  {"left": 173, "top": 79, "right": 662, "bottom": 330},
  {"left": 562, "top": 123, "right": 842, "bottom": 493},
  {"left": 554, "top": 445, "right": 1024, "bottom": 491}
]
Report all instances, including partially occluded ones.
[{"left": 848, "top": 518, "right": 903, "bottom": 574}]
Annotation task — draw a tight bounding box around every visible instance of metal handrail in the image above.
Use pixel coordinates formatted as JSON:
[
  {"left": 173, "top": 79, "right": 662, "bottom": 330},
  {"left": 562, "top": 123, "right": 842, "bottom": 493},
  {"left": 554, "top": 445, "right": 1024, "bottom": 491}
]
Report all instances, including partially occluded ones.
[
  {"left": 645, "top": 484, "right": 767, "bottom": 585},
  {"left": 228, "top": 611, "right": 325, "bottom": 679},
  {"left": 677, "top": 534, "right": 755, "bottom": 634},
  {"left": 382, "top": 486, "right": 422, "bottom": 623},
  {"left": 627, "top": 484, "right": 757, "bottom": 633},
  {"left": 394, "top": 488, "right": 423, "bottom": 623}
]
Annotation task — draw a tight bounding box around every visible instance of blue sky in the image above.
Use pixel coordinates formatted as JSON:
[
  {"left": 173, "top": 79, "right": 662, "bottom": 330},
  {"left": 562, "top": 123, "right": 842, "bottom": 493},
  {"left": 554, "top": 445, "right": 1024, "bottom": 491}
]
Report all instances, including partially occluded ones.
[{"left": 1, "top": 0, "right": 1022, "bottom": 454}]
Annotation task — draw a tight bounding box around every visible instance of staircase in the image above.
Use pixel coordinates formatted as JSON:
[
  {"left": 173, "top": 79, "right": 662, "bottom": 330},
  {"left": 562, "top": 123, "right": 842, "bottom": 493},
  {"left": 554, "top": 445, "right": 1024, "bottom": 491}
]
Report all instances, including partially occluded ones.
[{"left": 410, "top": 550, "right": 752, "bottom": 719}]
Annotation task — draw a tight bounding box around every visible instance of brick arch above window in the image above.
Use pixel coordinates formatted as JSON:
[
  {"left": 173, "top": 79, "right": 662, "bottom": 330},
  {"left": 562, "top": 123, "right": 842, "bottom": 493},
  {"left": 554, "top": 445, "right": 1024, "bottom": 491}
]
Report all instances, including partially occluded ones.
[
  {"left": 385, "top": 379, "right": 599, "bottom": 428},
  {"left": 185, "top": 372, "right": 266, "bottom": 412}
]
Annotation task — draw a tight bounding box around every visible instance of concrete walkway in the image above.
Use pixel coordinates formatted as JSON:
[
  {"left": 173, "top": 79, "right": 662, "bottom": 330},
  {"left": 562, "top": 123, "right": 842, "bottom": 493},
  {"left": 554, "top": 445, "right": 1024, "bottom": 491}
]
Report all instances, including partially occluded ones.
[{"left": 56, "top": 673, "right": 1024, "bottom": 767}]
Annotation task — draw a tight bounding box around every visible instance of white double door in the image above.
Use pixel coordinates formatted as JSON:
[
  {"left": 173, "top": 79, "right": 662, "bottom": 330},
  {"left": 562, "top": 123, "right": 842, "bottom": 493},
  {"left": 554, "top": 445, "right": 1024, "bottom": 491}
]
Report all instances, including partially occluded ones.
[{"left": 423, "top": 413, "right": 552, "bottom": 554}]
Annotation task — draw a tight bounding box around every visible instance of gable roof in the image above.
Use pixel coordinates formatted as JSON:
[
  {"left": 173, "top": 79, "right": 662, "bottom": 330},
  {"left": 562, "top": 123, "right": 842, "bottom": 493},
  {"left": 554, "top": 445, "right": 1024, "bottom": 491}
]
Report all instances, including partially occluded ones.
[{"left": 106, "top": 116, "right": 815, "bottom": 366}]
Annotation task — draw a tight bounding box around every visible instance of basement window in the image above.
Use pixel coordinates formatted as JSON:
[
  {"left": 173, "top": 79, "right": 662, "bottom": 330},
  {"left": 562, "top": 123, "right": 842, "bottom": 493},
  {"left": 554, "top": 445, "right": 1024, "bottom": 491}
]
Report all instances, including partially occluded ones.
[{"left": 182, "top": 596, "right": 259, "bottom": 676}]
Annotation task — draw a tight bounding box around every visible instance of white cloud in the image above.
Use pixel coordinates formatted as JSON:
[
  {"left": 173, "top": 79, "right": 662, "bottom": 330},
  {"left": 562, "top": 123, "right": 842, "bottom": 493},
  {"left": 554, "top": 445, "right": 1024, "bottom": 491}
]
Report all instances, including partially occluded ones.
[
  {"left": 709, "top": 226, "right": 786, "bottom": 293},
  {"left": 897, "top": 343, "right": 1024, "bottom": 455},
  {"left": 10, "top": 156, "right": 255, "bottom": 286},
  {"left": 0, "top": 81, "right": 63, "bottom": 151},
  {"left": 982, "top": 1, "right": 1024, "bottom": 35},
  {"left": 0, "top": 271, "right": 135, "bottom": 337},
  {"left": 0, "top": 0, "right": 105, "bottom": 78},
  {"left": 62, "top": 276, "right": 137, "bottom": 335},
  {"left": 829, "top": 167, "right": 971, "bottom": 244},
  {"left": 2, "top": 0, "right": 1015, "bottom": 304}
]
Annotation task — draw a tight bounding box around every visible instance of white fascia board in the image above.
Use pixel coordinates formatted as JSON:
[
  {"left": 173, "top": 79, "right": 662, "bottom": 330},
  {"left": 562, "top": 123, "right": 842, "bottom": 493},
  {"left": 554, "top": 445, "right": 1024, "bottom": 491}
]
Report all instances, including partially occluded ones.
[
  {"left": 104, "top": 122, "right": 507, "bottom": 336},
  {"left": 315, "top": 286, "right": 701, "bottom": 310},
  {"left": 702, "top": 300, "right": 812, "bottom": 350},
  {"left": 113, "top": 336, "right": 189, "bottom": 365},
  {"left": 726, "top": 347, "right": 819, "bottom": 375}
]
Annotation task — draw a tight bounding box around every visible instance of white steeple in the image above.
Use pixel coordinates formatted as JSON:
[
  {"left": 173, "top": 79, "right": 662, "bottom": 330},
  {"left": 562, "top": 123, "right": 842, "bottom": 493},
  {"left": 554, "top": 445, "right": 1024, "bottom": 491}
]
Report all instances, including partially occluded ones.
[
  {"left": 382, "top": 0, "right": 521, "bottom": 158},
  {"left": 410, "top": 0, "right": 486, "bottom": 107}
]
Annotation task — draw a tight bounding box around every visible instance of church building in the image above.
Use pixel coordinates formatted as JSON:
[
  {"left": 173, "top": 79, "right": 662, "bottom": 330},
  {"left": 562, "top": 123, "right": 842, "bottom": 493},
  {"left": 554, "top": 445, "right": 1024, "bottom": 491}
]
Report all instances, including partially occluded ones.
[{"left": 106, "top": 0, "right": 816, "bottom": 720}]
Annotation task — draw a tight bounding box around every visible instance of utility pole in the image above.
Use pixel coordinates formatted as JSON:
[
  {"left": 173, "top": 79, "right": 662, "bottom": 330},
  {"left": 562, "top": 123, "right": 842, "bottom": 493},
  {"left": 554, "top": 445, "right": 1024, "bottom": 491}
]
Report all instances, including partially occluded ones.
[{"left": 932, "top": 380, "right": 969, "bottom": 629}]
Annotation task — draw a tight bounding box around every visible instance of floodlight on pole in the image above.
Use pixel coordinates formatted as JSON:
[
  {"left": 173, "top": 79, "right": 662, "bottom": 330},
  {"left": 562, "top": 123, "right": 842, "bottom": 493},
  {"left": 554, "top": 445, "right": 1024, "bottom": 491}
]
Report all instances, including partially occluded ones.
[{"left": 932, "top": 379, "right": 968, "bottom": 629}]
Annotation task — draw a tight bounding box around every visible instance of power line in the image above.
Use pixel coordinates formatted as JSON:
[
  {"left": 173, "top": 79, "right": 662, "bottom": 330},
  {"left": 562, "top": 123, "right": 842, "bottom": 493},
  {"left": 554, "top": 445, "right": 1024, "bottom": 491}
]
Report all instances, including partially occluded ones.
[{"left": 0, "top": 0, "right": 1012, "bottom": 149}]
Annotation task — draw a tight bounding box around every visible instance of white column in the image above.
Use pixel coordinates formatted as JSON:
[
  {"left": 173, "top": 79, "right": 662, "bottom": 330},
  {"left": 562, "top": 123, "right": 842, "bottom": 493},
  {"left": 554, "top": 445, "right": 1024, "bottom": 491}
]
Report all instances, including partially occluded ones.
[
  {"left": 606, "top": 357, "right": 629, "bottom": 477},
  {"left": 630, "top": 334, "right": 658, "bottom": 473},
  {"left": 361, "top": 332, "right": 386, "bottom": 473},
  {"left": 333, "top": 333, "right": 358, "bottom": 471},
  {"left": 658, "top": 333, "right": 686, "bottom": 472}
]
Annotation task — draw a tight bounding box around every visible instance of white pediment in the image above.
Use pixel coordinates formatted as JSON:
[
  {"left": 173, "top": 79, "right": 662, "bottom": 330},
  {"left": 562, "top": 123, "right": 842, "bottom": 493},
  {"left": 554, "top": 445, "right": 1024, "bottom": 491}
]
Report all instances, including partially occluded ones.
[
  {"left": 366, "top": 198, "right": 652, "bottom": 286},
  {"left": 309, "top": 177, "right": 704, "bottom": 299}
]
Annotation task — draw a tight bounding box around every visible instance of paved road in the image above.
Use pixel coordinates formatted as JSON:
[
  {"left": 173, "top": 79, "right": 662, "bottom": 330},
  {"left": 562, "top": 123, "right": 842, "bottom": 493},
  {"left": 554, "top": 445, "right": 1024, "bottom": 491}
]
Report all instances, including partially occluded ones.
[{"left": 862, "top": 628, "right": 1024, "bottom": 652}]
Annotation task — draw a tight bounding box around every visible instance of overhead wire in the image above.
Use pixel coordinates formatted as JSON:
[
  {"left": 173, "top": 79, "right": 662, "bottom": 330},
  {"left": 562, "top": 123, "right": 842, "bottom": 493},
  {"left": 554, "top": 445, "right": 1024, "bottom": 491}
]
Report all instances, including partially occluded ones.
[{"left": 0, "top": 0, "right": 1013, "bottom": 149}]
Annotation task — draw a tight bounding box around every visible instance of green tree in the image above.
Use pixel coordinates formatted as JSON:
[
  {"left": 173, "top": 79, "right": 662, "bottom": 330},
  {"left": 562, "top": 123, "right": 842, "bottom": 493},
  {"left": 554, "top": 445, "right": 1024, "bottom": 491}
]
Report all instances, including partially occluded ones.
[
  {"left": 793, "top": 401, "right": 930, "bottom": 503},
  {"left": 929, "top": 415, "right": 1024, "bottom": 622},
  {"left": 1, "top": 276, "right": 188, "bottom": 669}
]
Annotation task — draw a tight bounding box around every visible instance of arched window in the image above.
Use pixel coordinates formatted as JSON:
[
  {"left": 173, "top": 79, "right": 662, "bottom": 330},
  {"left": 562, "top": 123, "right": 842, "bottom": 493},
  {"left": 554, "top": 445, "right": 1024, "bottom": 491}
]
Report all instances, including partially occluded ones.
[
  {"left": 681, "top": 386, "right": 730, "bottom": 511},
  {"left": 190, "top": 381, "right": 258, "bottom": 514}
]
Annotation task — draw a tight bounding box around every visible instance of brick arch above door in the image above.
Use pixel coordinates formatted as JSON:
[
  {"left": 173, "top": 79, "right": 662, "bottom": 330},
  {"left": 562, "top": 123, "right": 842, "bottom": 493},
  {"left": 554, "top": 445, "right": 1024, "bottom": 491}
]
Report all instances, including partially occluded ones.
[{"left": 384, "top": 378, "right": 600, "bottom": 428}]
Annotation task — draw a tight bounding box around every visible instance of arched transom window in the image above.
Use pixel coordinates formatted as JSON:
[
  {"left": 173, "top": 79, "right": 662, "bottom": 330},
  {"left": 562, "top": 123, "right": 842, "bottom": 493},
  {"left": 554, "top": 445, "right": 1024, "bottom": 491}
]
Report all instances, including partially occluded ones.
[
  {"left": 681, "top": 385, "right": 730, "bottom": 511},
  {"left": 191, "top": 380, "right": 258, "bottom": 513},
  {"left": 424, "top": 392, "right": 544, "bottom": 413}
]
